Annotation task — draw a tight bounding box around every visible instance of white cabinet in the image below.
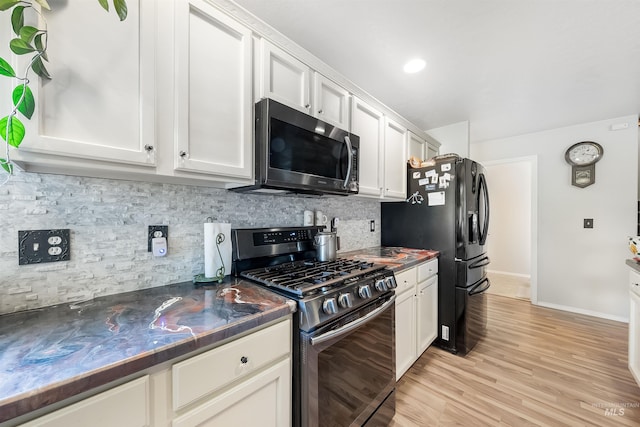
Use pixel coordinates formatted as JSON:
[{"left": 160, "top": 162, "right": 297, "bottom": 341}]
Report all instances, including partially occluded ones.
[
  {"left": 172, "top": 0, "right": 253, "bottom": 180},
  {"left": 408, "top": 131, "right": 427, "bottom": 161},
  {"left": 257, "top": 39, "right": 350, "bottom": 129},
  {"left": 172, "top": 319, "right": 291, "bottom": 427},
  {"left": 20, "top": 376, "right": 149, "bottom": 427},
  {"left": 351, "top": 97, "right": 384, "bottom": 197},
  {"left": 395, "top": 258, "right": 438, "bottom": 380},
  {"left": 629, "top": 269, "right": 640, "bottom": 387},
  {"left": 11, "top": 0, "right": 156, "bottom": 168},
  {"left": 383, "top": 117, "right": 408, "bottom": 200}
]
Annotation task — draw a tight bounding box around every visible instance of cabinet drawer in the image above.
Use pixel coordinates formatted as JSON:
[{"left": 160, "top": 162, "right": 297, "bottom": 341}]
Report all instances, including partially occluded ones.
[
  {"left": 417, "top": 258, "right": 438, "bottom": 282},
  {"left": 172, "top": 319, "right": 291, "bottom": 411},
  {"left": 21, "top": 376, "right": 149, "bottom": 427},
  {"left": 394, "top": 267, "right": 417, "bottom": 294}
]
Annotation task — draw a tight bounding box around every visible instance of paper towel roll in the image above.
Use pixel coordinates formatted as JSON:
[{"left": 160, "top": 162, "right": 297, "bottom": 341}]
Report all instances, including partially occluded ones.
[{"left": 204, "top": 222, "right": 232, "bottom": 279}]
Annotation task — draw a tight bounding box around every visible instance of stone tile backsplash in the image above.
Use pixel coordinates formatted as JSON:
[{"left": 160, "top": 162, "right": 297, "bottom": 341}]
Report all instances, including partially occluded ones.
[{"left": 0, "top": 172, "right": 381, "bottom": 314}]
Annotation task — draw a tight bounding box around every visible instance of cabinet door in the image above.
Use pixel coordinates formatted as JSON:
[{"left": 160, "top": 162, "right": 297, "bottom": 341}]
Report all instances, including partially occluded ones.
[
  {"left": 417, "top": 275, "right": 438, "bottom": 356},
  {"left": 383, "top": 117, "right": 408, "bottom": 199},
  {"left": 21, "top": 376, "right": 149, "bottom": 427},
  {"left": 351, "top": 97, "right": 383, "bottom": 197},
  {"left": 427, "top": 143, "right": 439, "bottom": 160},
  {"left": 12, "top": 0, "right": 156, "bottom": 166},
  {"left": 172, "top": 359, "right": 291, "bottom": 427},
  {"left": 313, "top": 73, "right": 350, "bottom": 129},
  {"left": 258, "top": 39, "right": 311, "bottom": 113},
  {"left": 408, "top": 131, "right": 426, "bottom": 161},
  {"left": 395, "top": 288, "right": 416, "bottom": 380},
  {"left": 173, "top": 0, "right": 253, "bottom": 180}
]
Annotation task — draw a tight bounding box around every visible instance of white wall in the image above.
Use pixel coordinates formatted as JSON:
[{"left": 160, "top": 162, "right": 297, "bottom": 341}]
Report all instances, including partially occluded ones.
[
  {"left": 484, "top": 160, "right": 531, "bottom": 276},
  {"left": 426, "top": 121, "right": 470, "bottom": 157},
  {"left": 472, "top": 115, "right": 638, "bottom": 321}
]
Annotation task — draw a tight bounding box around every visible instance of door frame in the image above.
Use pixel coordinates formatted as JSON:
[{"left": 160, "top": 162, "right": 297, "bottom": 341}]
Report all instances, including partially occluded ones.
[{"left": 482, "top": 155, "right": 538, "bottom": 304}]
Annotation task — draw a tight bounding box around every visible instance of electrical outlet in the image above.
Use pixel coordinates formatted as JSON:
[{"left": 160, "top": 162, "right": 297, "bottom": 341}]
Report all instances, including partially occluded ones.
[
  {"left": 18, "top": 229, "right": 70, "bottom": 265},
  {"left": 148, "top": 225, "right": 168, "bottom": 252},
  {"left": 370, "top": 220, "right": 375, "bottom": 232}
]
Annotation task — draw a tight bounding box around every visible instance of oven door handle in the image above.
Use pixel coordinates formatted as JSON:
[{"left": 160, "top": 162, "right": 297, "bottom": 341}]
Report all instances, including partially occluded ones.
[
  {"left": 343, "top": 135, "right": 353, "bottom": 189},
  {"left": 310, "top": 295, "right": 396, "bottom": 346}
]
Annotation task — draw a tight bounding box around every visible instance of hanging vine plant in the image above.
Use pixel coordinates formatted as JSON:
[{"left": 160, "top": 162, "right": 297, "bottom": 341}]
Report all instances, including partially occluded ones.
[{"left": 0, "top": 0, "right": 127, "bottom": 180}]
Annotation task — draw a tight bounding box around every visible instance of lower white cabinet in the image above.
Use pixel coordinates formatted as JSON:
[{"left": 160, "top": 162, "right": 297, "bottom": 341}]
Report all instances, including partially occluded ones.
[
  {"left": 395, "top": 259, "right": 438, "bottom": 380},
  {"left": 20, "top": 376, "right": 150, "bottom": 427},
  {"left": 629, "top": 269, "right": 640, "bottom": 387}
]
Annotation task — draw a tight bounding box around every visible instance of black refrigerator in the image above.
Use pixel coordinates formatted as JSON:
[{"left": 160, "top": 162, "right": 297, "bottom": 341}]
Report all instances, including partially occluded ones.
[{"left": 381, "top": 155, "right": 491, "bottom": 355}]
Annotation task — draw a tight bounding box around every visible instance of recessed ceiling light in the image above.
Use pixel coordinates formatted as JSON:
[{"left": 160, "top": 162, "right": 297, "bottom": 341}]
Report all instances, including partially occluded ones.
[{"left": 403, "top": 58, "right": 426, "bottom": 74}]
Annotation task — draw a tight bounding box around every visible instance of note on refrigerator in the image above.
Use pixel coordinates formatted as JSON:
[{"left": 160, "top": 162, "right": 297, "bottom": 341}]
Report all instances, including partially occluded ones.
[{"left": 428, "top": 191, "right": 445, "bottom": 206}]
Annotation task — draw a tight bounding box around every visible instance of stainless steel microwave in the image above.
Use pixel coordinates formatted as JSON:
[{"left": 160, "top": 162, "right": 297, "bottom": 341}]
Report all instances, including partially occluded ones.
[{"left": 234, "top": 98, "right": 359, "bottom": 196}]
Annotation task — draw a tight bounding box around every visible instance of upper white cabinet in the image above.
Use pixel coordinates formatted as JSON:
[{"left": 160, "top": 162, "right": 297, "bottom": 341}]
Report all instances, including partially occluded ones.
[
  {"left": 257, "top": 39, "right": 350, "bottom": 129},
  {"left": 408, "top": 131, "right": 426, "bottom": 161},
  {"left": 351, "top": 97, "right": 383, "bottom": 197},
  {"left": 257, "top": 39, "right": 311, "bottom": 113},
  {"left": 383, "top": 117, "right": 408, "bottom": 200},
  {"left": 173, "top": 0, "right": 253, "bottom": 180},
  {"left": 313, "top": 73, "right": 350, "bottom": 129},
  {"left": 11, "top": 0, "right": 156, "bottom": 167}
]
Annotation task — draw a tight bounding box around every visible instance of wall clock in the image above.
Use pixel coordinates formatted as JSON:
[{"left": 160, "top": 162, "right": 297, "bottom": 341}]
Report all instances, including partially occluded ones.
[{"left": 564, "top": 141, "right": 603, "bottom": 188}]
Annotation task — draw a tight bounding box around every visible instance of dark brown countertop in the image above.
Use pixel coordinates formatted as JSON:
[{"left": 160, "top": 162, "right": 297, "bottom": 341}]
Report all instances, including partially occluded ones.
[
  {"left": 0, "top": 278, "right": 295, "bottom": 424},
  {"left": 340, "top": 246, "right": 439, "bottom": 271}
]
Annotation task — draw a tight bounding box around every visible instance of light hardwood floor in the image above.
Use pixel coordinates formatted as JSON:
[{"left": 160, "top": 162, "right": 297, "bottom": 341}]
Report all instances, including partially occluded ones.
[{"left": 391, "top": 294, "right": 640, "bottom": 426}]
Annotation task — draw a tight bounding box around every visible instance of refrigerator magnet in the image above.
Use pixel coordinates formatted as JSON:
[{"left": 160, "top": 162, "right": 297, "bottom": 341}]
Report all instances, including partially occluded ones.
[
  {"left": 418, "top": 178, "right": 429, "bottom": 186},
  {"left": 428, "top": 191, "right": 446, "bottom": 206},
  {"left": 441, "top": 163, "right": 452, "bottom": 172},
  {"left": 439, "top": 176, "right": 449, "bottom": 188},
  {"left": 412, "top": 171, "right": 421, "bottom": 179}
]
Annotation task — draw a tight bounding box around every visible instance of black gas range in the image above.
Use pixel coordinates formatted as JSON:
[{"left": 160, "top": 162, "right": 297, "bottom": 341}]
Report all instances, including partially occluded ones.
[{"left": 232, "top": 226, "right": 397, "bottom": 427}]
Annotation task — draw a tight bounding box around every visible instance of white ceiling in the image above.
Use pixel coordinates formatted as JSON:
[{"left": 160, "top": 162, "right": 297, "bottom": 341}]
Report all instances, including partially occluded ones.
[{"left": 233, "top": 0, "right": 640, "bottom": 143}]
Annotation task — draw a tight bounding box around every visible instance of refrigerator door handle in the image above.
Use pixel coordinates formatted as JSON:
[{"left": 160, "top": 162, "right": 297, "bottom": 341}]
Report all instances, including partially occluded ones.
[
  {"left": 478, "top": 173, "right": 490, "bottom": 245},
  {"left": 469, "top": 256, "right": 490, "bottom": 269},
  {"left": 469, "top": 277, "right": 491, "bottom": 295}
]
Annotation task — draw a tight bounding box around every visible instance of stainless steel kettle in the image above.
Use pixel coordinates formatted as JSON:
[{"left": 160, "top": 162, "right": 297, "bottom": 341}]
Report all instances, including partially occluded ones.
[{"left": 314, "top": 231, "right": 337, "bottom": 262}]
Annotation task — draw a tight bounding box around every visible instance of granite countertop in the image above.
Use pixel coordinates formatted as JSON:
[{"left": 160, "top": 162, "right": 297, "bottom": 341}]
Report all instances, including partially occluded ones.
[
  {"left": 341, "top": 246, "right": 439, "bottom": 271},
  {"left": 0, "top": 278, "right": 295, "bottom": 424},
  {"left": 627, "top": 259, "right": 640, "bottom": 274}
]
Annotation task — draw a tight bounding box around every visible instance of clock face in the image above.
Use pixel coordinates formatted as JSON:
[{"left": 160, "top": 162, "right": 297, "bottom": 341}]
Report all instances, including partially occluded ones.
[{"left": 565, "top": 142, "right": 603, "bottom": 166}]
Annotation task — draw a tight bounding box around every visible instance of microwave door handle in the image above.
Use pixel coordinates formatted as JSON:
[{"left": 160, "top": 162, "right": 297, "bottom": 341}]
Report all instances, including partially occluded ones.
[{"left": 343, "top": 135, "right": 353, "bottom": 189}]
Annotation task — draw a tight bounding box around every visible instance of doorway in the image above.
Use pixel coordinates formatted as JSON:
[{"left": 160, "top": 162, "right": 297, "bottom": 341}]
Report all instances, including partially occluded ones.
[{"left": 483, "top": 156, "right": 537, "bottom": 303}]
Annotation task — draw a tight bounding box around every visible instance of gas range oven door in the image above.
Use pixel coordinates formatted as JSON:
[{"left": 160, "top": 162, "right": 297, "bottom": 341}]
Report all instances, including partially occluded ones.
[{"left": 299, "top": 293, "right": 396, "bottom": 427}]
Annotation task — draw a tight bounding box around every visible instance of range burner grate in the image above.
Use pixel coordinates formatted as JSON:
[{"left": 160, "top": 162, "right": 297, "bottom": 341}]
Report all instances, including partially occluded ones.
[{"left": 240, "top": 258, "right": 382, "bottom": 297}]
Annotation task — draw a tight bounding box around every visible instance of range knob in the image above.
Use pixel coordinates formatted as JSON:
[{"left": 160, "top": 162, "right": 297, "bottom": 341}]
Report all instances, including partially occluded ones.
[
  {"left": 385, "top": 276, "right": 397, "bottom": 289},
  {"left": 338, "top": 293, "right": 353, "bottom": 308},
  {"left": 358, "top": 284, "right": 372, "bottom": 299},
  {"left": 322, "top": 297, "right": 338, "bottom": 315},
  {"left": 375, "top": 279, "right": 388, "bottom": 292}
]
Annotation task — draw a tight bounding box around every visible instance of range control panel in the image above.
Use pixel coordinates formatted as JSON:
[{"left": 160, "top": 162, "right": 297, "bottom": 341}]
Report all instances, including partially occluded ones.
[{"left": 254, "top": 228, "right": 317, "bottom": 246}]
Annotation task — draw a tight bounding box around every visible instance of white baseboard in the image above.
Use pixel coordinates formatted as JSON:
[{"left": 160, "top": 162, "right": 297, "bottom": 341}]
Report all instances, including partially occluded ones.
[
  {"left": 487, "top": 269, "right": 531, "bottom": 280},
  {"left": 535, "top": 300, "right": 629, "bottom": 323}
]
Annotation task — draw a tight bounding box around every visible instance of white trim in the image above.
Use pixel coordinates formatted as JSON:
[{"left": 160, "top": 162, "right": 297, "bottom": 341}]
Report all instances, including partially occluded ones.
[
  {"left": 482, "top": 155, "right": 538, "bottom": 304},
  {"left": 535, "top": 300, "right": 629, "bottom": 323},
  {"left": 487, "top": 270, "right": 531, "bottom": 280}
]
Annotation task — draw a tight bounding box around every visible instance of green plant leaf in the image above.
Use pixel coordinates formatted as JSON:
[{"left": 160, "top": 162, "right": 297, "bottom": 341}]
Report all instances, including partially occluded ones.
[
  {"left": 9, "top": 38, "right": 35, "bottom": 55},
  {"left": 31, "top": 56, "right": 51, "bottom": 79},
  {"left": 12, "top": 85, "right": 35, "bottom": 119},
  {"left": 11, "top": 5, "right": 25, "bottom": 35},
  {"left": 34, "top": 0, "right": 51, "bottom": 11},
  {"left": 0, "top": 0, "right": 20, "bottom": 12},
  {"left": 0, "top": 116, "right": 26, "bottom": 148},
  {"left": 0, "top": 158, "right": 13, "bottom": 174},
  {"left": 0, "top": 57, "right": 16, "bottom": 77},
  {"left": 113, "top": 0, "right": 127, "bottom": 21},
  {"left": 19, "top": 26, "right": 39, "bottom": 44},
  {"left": 97, "top": 0, "right": 108, "bottom": 12},
  {"left": 34, "top": 33, "right": 48, "bottom": 61}
]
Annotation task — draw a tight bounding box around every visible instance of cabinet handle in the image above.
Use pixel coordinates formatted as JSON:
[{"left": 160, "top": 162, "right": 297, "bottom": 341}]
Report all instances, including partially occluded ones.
[
  {"left": 318, "top": 109, "right": 323, "bottom": 114},
  {"left": 240, "top": 356, "right": 248, "bottom": 364},
  {"left": 144, "top": 144, "right": 154, "bottom": 152},
  {"left": 179, "top": 151, "right": 187, "bottom": 158},
  {"left": 305, "top": 104, "right": 310, "bottom": 109}
]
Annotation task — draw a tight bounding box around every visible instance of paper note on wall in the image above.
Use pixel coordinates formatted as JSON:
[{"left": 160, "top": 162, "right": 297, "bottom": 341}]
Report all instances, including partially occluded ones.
[{"left": 428, "top": 191, "right": 445, "bottom": 206}]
